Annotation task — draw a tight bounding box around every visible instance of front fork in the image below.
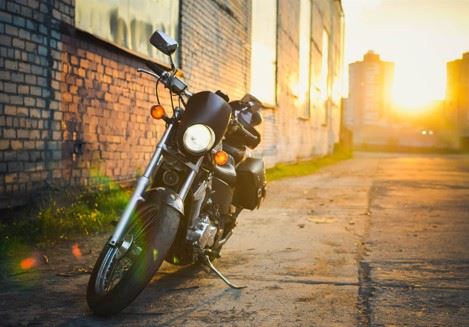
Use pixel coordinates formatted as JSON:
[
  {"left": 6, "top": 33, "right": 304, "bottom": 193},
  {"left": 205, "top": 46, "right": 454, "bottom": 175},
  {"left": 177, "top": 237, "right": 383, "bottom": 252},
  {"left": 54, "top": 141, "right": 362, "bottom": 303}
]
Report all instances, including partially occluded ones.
[
  {"left": 109, "top": 122, "right": 205, "bottom": 247},
  {"left": 108, "top": 123, "right": 174, "bottom": 246}
]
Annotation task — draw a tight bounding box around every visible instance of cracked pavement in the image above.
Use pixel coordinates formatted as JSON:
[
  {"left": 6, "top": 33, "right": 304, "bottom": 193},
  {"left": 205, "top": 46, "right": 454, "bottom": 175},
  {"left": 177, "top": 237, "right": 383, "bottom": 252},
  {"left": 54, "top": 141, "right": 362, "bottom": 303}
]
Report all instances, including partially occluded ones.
[{"left": 1, "top": 152, "right": 468, "bottom": 326}]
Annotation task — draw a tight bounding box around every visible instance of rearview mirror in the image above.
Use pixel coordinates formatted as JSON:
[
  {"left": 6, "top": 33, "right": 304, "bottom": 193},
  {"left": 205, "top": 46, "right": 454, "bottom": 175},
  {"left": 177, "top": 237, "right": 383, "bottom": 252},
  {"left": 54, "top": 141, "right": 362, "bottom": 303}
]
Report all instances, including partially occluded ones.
[{"left": 150, "top": 30, "right": 178, "bottom": 56}]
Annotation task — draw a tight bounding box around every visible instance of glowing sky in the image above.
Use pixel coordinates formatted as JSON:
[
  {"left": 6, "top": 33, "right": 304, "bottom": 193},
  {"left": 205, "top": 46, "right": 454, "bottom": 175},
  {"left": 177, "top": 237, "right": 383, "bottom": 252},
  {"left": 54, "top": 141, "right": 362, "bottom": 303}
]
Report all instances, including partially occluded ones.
[{"left": 342, "top": 0, "right": 469, "bottom": 108}]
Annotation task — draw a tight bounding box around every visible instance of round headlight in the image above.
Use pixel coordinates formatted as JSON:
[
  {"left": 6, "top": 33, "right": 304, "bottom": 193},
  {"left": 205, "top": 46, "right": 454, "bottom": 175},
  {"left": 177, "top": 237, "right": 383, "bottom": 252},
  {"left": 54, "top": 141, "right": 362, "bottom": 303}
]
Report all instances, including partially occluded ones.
[{"left": 182, "top": 124, "right": 216, "bottom": 154}]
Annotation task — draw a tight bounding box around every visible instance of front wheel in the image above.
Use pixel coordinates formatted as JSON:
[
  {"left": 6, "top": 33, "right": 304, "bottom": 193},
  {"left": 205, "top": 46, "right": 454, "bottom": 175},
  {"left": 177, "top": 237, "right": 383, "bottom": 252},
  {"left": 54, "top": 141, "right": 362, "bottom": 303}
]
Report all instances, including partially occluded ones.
[{"left": 86, "top": 192, "right": 181, "bottom": 316}]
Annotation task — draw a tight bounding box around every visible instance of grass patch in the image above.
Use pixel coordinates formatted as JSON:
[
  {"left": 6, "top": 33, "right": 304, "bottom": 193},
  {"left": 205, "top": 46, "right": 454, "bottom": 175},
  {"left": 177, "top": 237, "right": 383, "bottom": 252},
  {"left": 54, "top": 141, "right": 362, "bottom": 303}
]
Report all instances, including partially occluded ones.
[
  {"left": 266, "top": 149, "right": 352, "bottom": 181},
  {"left": 0, "top": 185, "right": 130, "bottom": 260}
]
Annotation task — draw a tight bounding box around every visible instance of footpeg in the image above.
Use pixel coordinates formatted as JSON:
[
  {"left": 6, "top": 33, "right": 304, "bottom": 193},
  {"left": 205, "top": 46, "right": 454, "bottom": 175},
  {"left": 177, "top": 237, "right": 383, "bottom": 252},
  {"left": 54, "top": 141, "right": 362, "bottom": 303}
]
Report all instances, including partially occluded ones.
[{"left": 200, "top": 255, "right": 247, "bottom": 289}]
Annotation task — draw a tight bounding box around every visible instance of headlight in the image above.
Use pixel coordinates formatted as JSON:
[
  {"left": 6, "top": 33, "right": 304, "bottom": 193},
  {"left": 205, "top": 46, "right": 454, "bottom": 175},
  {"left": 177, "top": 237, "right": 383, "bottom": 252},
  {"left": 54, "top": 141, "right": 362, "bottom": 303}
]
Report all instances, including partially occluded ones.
[{"left": 182, "top": 124, "right": 216, "bottom": 154}]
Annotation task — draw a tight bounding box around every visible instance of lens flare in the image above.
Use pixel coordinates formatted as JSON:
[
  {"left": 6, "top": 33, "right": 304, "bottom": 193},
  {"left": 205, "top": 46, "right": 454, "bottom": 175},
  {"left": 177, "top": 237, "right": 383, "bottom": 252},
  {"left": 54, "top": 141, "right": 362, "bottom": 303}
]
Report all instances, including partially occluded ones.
[
  {"left": 72, "top": 243, "right": 82, "bottom": 258},
  {"left": 20, "top": 257, "right": 38, "bottom": 270}
]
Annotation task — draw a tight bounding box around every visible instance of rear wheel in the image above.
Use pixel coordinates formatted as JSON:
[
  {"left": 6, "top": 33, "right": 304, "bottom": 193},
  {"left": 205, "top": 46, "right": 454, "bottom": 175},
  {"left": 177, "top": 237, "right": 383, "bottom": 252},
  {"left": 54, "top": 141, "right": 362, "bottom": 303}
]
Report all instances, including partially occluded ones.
[{"left": 86, "top": 193, "right": 180, "bottom": 316}]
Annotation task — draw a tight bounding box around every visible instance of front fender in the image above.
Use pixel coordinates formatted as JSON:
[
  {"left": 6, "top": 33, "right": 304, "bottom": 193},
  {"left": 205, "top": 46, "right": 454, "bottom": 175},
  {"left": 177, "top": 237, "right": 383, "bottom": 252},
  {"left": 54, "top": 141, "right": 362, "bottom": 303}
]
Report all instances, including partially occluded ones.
[{"left": 147, "top": 187, "right": 185, "bottom": 215}]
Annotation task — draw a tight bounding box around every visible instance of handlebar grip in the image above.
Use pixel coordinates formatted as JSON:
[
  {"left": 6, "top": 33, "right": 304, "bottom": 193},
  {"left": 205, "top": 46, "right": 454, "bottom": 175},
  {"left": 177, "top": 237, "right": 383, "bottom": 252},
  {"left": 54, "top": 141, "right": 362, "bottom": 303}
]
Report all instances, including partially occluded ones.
[
  {"left": 146, "top": 61, "right": 166, "bottom": 77},
  {"left": 238, "top": 122, "right": 258, "bottom": 144}
]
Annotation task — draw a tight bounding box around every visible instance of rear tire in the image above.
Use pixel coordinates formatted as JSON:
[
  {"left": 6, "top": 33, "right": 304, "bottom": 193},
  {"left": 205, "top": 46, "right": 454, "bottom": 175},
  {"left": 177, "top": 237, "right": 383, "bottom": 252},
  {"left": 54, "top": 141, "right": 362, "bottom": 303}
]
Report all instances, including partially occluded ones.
[{"left": 86, "top": 193, "right": 180, "bottom": 316}]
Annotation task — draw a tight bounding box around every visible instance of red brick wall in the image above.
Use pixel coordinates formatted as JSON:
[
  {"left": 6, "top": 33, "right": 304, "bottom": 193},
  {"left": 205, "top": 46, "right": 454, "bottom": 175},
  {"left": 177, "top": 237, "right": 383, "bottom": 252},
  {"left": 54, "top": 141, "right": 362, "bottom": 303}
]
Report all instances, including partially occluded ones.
[
  {"left": 180, "top": 0, "right": 251, "bottom": 100},
  {"left": 0, "top": 0, "right": 63, "bottom": 205},
  {"left": 0, "top": 0, "right": 253, "bottom": 208},
  {"left": 0, "top": 0, "right": 170, "bottom": 207},
  {"left": 57, "top": 33, "right": 167, "bottom": 187}
]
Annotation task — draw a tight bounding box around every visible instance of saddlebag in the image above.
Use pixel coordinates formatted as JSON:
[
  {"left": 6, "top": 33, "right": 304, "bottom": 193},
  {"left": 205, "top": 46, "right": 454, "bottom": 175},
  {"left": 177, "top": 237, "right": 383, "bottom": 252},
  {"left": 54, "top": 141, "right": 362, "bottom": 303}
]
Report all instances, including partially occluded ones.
[{"left": 232, "top": 158, "right": 266, "bottom": 210}]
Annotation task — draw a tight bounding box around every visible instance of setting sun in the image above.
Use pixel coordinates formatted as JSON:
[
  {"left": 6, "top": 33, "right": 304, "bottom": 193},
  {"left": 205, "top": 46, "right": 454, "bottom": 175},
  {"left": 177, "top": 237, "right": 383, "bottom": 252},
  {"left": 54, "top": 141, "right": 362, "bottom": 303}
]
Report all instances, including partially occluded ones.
[{"left": 392, "top": 64, "right": 439, "bottom": 113}]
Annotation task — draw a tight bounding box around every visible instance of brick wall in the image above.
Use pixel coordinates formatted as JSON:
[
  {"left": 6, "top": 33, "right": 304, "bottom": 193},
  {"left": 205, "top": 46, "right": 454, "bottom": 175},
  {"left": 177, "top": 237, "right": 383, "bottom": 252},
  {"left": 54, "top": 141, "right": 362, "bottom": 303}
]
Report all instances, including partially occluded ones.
[
  {"left": 0, "top": 0, "right": 344, "bottom": 208},
  {"left": 0, "top": 0, "right": 170, "bottom": 207},
  {"left": 180, "top": 0, "right": 251, "bottom": 100},
  {"left": 57, "top": 32, "right": 166, "bottom": 187},
  {"left": 1, "top": 0, "right": 60, "bottom": 205}
]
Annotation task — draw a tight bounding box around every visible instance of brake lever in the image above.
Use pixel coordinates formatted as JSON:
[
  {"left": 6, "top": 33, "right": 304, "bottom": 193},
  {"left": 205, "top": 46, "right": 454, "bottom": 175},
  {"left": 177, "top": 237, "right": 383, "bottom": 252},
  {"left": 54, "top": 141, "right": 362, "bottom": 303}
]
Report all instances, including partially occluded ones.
[
  {"left": 137, "top": 68, "right": 192, "bottom": 98},
  {"left": 137, "top": 68, "right": 167, "bottom": 80}
]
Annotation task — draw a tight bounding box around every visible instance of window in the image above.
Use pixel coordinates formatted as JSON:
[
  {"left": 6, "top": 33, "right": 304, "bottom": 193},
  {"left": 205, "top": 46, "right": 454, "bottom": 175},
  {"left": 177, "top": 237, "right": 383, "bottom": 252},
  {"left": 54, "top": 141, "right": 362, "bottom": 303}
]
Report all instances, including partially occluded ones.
[
  {"left": 320, "top": 29, "right": 329, "bottom": 103},
  {"left": 75, "top": 0, "right": 179, "bottom": 65},
  {"left": 250, "top": 0, "right": 277, "bottom": 105},
  {"left": 298, "top": 0, "right": 312, "bottom": 118},
  {"left": 320, "top": 29, "right": 329, "bottom": 124}
]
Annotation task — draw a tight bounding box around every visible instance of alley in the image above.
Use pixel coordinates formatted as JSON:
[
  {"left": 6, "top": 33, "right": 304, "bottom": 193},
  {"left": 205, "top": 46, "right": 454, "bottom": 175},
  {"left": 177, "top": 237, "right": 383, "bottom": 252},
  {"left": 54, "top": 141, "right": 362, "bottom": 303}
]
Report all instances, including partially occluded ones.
[{"left": 1, "top": 152, "right": 468, "bottom": 326}]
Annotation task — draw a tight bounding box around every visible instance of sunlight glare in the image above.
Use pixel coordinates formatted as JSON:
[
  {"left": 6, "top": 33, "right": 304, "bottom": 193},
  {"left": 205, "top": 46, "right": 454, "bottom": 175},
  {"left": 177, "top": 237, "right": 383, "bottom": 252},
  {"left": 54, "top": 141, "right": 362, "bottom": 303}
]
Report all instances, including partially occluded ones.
[{"left": 392, "top": 59, "right": 443, "bottom": 114}]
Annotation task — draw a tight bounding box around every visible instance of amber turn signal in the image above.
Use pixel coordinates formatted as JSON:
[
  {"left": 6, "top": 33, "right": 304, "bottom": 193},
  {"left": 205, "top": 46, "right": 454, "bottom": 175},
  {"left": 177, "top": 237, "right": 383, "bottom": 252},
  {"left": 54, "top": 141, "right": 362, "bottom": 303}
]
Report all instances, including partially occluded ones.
[
  {"left": 214, "top": 150, "right": 229, "bottom": 166},
  {"left": 150, "top": 104, "right": 166, "bottom": 120}
]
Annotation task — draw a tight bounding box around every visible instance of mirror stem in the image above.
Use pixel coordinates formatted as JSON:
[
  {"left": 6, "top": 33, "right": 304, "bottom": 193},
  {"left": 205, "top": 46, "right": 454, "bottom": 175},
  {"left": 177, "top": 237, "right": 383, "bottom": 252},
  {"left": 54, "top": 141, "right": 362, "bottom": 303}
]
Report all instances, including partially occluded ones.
[{"left": 169, "top": 55, "right": 176, "bottom": 71}]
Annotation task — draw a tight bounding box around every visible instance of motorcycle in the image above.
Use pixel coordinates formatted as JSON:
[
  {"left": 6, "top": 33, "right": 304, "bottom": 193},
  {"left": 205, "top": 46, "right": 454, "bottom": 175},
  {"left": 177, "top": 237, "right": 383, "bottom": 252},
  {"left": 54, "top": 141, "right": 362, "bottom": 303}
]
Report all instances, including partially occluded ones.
[{"left": 86, "top": 30, "right": 266, "bottom": 316}]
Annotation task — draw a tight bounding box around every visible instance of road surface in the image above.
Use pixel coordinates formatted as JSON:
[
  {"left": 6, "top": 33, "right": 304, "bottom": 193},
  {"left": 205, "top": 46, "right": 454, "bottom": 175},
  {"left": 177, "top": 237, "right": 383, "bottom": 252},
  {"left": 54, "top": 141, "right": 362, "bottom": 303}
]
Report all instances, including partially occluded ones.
[{"left": 1, "top": 152, "right": 468, "bottom": 326}]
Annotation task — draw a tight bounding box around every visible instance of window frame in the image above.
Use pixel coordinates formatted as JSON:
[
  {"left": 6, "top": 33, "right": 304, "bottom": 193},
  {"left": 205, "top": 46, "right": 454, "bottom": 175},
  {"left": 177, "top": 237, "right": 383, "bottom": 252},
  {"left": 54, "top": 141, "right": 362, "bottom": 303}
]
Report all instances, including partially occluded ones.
[
  {"left": 250, "top": 0, "right": 278, "bottom": 108},
  {"left": 74, "top": 0, "right": 180, "bottom": 67},
  {"left": 297, "top": 0, "right": 312, "bottom": 119}
]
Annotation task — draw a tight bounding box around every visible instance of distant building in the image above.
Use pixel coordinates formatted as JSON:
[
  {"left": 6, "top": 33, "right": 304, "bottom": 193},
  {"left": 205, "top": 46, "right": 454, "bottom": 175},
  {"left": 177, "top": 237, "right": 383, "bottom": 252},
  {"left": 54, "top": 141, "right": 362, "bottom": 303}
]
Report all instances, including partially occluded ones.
[
  {"left": 447, "top": 52, "right": 469, "bottom": 149},
  {"left": 345, "top": 51, "right": 394, "bottom": 145}
]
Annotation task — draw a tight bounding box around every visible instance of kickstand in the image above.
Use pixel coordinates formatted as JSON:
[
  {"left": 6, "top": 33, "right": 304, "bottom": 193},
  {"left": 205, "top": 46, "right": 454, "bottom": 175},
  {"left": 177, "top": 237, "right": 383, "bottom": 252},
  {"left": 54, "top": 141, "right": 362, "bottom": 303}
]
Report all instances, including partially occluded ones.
[{"left": 200, "top": 255, "right": 247, "bottom": 289}]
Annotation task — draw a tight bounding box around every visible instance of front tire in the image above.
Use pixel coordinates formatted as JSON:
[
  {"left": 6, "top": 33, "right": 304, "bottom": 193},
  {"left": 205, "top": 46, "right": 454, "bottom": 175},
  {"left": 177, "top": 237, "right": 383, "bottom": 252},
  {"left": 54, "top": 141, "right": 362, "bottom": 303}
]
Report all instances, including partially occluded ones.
[{"left": 86, "top": 193, "right": 181, "bottom": 316}]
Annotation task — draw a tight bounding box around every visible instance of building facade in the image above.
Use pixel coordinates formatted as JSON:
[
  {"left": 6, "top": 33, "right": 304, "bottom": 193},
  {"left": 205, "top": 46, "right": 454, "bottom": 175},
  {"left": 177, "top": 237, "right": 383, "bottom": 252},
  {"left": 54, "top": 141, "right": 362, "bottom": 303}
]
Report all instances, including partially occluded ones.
[
  {"left": 447, "top": 52, "right": 469, "bottom": 149},
  {"left": 345, "top": 51, "right": 394, "bottom": 146},
  {"left": 0, "top": 0, "right": 344, "bottom": 208}
]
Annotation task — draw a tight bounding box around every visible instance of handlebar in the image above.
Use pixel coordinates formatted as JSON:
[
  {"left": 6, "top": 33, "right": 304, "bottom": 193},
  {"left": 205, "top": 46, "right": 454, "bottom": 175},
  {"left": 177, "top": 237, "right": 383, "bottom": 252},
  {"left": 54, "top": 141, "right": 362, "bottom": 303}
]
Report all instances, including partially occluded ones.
[
  {"left": 137, "top": 67, "right": 192, "bottom": 98},
  {"left": 236, "top": 121, "right": 258, "bottom": 144}
]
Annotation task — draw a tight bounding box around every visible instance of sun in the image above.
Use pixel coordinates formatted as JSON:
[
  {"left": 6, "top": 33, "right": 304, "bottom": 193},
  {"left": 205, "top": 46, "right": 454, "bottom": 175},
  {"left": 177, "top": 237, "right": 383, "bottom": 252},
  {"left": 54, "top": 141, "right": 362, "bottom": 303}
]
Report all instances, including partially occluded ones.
[
  {"left": 391, "top": 64, "right": 444, "bottom": 115},
  {"left": 392, "top": 85, "right": 434, "bottom": 114}
]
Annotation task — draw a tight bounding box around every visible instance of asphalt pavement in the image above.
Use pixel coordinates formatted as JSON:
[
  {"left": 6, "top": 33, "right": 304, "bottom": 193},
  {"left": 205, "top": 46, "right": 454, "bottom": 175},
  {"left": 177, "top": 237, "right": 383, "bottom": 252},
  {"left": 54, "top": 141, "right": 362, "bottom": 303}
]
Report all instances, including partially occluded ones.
[{"left": 1, "top": 152, "right": 468, "bottom": 326}]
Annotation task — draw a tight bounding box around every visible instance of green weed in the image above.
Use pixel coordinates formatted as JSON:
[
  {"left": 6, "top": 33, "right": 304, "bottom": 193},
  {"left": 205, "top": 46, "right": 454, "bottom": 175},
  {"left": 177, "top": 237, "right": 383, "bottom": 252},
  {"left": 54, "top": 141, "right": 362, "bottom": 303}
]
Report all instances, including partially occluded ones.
[
  {"left": 0, "top": 186, "right": 130, "bottom": 259},
  {"left": 266, "top": 150, "right": 352, "bottom": 181}
]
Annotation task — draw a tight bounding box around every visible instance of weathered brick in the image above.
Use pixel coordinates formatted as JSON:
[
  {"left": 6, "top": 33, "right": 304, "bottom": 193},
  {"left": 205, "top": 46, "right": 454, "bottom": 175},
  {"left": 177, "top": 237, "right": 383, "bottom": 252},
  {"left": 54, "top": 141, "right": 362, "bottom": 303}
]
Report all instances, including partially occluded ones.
[
  {"left": 29, "top": 109, "right": 41, "bottom": 118},
  {"left": 12, "top": 16, "right": 26, "bottom": 27},
  {"left": 8, "top": 162, "right": 23, "bottom": 172},
  {"left": 5, "top": 24, "right": 18, "bottom": 36},
  {"left": 0, "top": 11, "right": 12, "bottom": 24},
  {"left": 5, "top": 173, "right": 17, "bottom": 184},
  {"left": 29, "top": 151, "right": 42, "bottom": 161},
  {"left": 11, "top": 140, "right": 23, "bottom": 150},
  {"left": 30, "top": 86, "right": 42, "bottom": 96},
  {"left": 17, "top": 107, "right": 29, "bottom": 117},
  {"left": 12, "top": 37, "right": 25, "bottom": 48},
  {"left": 4, "top": 129, "right": 16, "bottom": 138},
  {"left": 18, "top": 85, "right": 29, "bottom": 94},
  {"left": 5, "top": 105, "right": 17, "bottom": 115},
  {"left": 24, "top": 97, "right": 35, "bottom": 106},
  {"left": 29, "top": 130, "right": 40, "bottom": 139},
  {"left": 24, "top": 141, "right": 35, "bottom": 149},
  {"left": 0, "top": 140, "right": 10, "bottom": 150},
  {"left": 17, "top": 129, "right": 29, "bottom": 138},
  {"left": 4, "top": 82, "right": 16, "bottom": 93},
  {"left": 11, "top": 72, "right": 25, "bottom": 83},
  {"left": 36, "top": 98, "right": 46, "bottom": 108}
]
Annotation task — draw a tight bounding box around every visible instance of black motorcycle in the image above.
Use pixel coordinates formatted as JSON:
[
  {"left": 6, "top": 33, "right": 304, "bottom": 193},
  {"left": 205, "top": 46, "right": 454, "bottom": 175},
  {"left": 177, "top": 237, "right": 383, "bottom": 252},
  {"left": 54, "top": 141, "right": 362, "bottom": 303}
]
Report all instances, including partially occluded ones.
[{"left": 86, "top": 30, "right": 266, "bottom": 316}]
